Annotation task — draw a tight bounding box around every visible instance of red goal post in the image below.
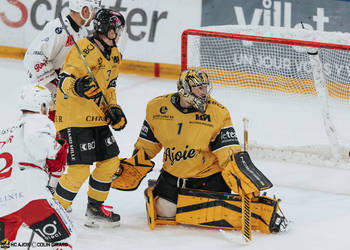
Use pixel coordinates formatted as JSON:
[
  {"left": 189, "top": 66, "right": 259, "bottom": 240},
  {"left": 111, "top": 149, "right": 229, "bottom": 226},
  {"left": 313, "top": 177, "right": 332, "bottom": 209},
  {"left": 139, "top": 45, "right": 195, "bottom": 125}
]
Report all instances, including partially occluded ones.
[{"left": 181, "top": 28, "right": 350, "bottom": 100}]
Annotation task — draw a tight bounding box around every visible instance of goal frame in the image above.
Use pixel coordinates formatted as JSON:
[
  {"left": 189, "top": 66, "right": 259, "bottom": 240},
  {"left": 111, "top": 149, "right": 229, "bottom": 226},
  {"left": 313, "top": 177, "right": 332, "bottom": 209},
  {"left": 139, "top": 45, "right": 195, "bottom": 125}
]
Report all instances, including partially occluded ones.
[
  {"left": 181, "top": 28, "right": 350, "bottom": 167},
  {"left": 181, "top": 29, "right": 350, "bottom": 71}
]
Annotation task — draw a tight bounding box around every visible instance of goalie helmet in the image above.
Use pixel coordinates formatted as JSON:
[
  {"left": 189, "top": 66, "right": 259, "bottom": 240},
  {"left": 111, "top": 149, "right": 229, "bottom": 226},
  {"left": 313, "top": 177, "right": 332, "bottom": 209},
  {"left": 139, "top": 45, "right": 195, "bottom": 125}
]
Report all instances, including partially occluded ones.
[
  {"left": 69, "top": 0, "right": 101, "bottom": 24},
  {"left": 93, "top": 9, "right": 125, "bottom": 38},
  {"left": 177, "top": 69, "right": 212, "bottom": 113},
  {"left": 19, "top": 84, "right": 51, "bottom": 113}
]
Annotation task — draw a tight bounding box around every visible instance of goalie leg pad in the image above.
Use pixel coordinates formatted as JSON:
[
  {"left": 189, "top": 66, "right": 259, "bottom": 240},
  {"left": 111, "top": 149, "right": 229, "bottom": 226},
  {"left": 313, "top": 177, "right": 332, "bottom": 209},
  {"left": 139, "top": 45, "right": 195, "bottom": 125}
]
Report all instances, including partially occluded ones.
[
  {"left": 111, "top": 148, "right": 154, "bottom": 191},
  {"left": 144, "top": 187, "right": 178, "bottom": 230},
  {"left": 144, "top": 187, "right": 157, "bottom": 230},
  {"left": 175, "top": 188, "right": 287, "bottom": 233}
]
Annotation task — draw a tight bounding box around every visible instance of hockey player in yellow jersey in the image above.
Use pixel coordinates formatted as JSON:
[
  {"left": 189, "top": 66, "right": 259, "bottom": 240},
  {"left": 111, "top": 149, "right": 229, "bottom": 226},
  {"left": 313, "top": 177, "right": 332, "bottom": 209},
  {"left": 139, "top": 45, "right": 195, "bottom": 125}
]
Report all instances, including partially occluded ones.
[
  {"left": 54, "top": 8, "right": 126, "bottom": 228},
  {"left": 112, "top": 69, "right": 288, "bottom": 235}
]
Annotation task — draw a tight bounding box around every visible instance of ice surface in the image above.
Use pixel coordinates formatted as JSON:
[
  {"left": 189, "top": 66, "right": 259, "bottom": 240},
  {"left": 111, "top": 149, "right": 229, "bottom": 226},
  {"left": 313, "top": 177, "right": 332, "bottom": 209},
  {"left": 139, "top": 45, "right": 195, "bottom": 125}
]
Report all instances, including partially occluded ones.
[{"left": 1, "top": 59, "right": 350, "bottom": 250}]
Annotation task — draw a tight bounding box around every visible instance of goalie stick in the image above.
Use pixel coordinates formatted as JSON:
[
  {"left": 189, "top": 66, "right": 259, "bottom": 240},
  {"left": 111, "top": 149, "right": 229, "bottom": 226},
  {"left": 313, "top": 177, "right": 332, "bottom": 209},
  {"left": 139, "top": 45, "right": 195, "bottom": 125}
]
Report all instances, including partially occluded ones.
[
  {"left": 57, "top": 13, "right": 116, "bottom": 121},
  {"left": 242, "top": 118, "right": 252, "bottom": 243}
]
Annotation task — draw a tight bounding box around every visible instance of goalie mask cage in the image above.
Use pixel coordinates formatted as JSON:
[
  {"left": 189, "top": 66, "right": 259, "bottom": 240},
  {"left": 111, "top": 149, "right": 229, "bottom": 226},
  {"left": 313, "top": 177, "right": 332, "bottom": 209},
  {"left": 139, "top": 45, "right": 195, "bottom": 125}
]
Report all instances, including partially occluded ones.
[{"left": 181, "top": 26, "right": 350, "bottom": 167}]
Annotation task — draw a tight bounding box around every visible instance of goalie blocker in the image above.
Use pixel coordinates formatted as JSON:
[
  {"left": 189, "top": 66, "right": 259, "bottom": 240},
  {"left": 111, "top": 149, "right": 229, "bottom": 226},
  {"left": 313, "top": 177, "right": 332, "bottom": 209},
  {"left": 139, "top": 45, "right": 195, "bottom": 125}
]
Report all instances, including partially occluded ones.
[{"left": 221, "top": 151, "right": 273, "bottom": 197}]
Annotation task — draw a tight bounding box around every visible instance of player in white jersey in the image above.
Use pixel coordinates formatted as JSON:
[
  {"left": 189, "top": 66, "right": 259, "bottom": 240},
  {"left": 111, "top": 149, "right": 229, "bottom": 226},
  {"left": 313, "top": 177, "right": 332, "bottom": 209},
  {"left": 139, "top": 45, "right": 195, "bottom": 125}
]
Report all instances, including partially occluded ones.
[
  {"left": 0, "top": 84, "right": 74, "bottom": 249},
  {"left": 23, "top": 0, "right": 101, "bottom": 122}
]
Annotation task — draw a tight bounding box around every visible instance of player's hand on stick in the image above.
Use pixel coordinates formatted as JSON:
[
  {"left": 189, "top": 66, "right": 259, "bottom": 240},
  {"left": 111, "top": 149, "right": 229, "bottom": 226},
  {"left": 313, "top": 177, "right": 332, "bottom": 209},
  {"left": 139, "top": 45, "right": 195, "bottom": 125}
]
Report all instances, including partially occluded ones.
[
  {"left": 74, "top": 76, "right": 102, "bottom": 99},
  {"left": 46, "top": 138, "right": 68, "bottom": 173},
  {"left": 105, "top": 104, "right": 127, "bottom": 131}
]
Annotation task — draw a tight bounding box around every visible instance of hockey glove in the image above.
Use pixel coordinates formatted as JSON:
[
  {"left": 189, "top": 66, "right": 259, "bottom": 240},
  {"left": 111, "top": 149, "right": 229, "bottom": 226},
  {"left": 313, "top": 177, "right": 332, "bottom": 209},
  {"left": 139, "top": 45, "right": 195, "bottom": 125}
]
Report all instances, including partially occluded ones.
[
  {"left": 105, "top": 104, "right": 127, "bottom": 131},
  {"left": 46, "top": 138, "right": 68, "bottom": 173},
  {"left": 221, "top": 151, "right": 273, "bottom": 197},
  {"left": 111, "top": 148, "right": 154, "bottom": 191},
  {"left": 74, "top": 76, "right": 102, "bottom": 99}
]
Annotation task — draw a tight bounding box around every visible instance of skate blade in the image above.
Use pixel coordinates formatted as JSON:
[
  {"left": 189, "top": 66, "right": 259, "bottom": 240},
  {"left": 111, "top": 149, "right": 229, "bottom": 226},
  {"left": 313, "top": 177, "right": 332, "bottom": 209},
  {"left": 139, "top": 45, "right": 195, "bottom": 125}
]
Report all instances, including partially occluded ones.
[{"left": 84, "top": 217, "right": 120, "bottom": 229}]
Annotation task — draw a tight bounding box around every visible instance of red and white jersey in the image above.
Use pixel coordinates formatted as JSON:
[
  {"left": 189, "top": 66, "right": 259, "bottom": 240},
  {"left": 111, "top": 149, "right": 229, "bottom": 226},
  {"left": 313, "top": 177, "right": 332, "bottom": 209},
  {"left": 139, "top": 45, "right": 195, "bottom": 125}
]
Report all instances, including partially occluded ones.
[
  {"left": 23, "top": 15, "right": 88, "bottom": 87},
  {"left": 0, "top": 114, "right": 60, "bottom": 216}
]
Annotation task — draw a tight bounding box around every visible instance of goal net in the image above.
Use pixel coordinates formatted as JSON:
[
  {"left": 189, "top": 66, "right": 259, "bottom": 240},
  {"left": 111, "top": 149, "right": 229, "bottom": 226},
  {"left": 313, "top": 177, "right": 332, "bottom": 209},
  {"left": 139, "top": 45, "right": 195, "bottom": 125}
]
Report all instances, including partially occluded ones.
[{"left": 181, "top": 25, "right": 350, "bottom": 167}]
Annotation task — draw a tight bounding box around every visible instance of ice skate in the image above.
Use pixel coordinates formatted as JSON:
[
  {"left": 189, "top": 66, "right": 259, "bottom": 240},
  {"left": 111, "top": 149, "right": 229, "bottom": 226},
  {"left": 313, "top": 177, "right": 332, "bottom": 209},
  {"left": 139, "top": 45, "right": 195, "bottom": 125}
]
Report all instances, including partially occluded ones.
[{"left": 85, "top": 200, "right": 120, "bottom": 228}]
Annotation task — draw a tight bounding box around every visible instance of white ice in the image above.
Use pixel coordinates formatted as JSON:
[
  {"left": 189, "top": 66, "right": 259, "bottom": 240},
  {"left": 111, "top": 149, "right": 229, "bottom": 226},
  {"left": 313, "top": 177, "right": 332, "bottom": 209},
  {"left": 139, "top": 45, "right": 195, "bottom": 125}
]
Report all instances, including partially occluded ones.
[{"left": 1, "top": 59, "right": 350, "bottom": 250}]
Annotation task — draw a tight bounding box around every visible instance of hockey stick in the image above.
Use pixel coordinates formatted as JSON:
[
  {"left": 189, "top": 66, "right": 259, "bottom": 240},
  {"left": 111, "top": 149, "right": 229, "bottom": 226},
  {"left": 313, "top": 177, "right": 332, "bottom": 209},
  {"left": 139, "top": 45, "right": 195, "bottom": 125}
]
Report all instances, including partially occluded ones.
[
  {"left": 242, "top": 117, "right": 249, "bottom": 151},
  {"left": 57, "top": 13, "right": 115, "bottom": 119},
  {"left": 27, "top": 230, "right": 35, "bottom": 250},
  {"left": 300, "top": 22, "right": 341, "bottom": 160},
  {"left": 242, "top": 194, "right": 251, "bottom": 243},
  {"left": 308, "top": 51, "right": 341, "bottom": 160},
  {"left": 241, "top": 120, "right": 252, "bottom": 243}
]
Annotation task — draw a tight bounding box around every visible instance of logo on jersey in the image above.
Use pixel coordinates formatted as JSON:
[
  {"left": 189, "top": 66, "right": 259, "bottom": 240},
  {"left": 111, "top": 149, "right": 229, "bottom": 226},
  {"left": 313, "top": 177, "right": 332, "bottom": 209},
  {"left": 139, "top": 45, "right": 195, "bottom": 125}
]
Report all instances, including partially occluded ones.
[
  {"left": 0, "top": 191, "right": 24, "bottom": 203},
  {"left": 85, "top": 115, "right": 105, "bottom": 122},
  {"left": 164, "top": 145, "right": 197, "bottom": 166},
  {"left": 220, "top": 127, "right": 238, "bottom": 143},
  {"left": 55, "top": 27, "right": 63, "bottom": 34},
  {"left": 82, "top": 44, "right": 95, "bottom": 57},
  {"left": 141, "top": 124, "right": 149, "bottom": 135},
  {"left": 160, "top": 106, "right": 168, "bottom": 114},
  {"left": 105, "top": 136, "right": 116, "bottom": 146},
  {"left": 30, "top": 213, "right": 70, "bottom": 242},
  {"left": 65, "top": 36, "right": 74, "bottom": 47},
  {"left": 207, "top": 100, "right": 225, "bottom": 109},
  {"left": 195, "top": 114, "right": 211, "bottom": 122},
  {"left": 153, "top": 114, "right": 174, "bottom": 120},
  {"left": 80, "top": 141, "right": 95, "bottom": 152},
  {"left": 0, "top": 136, "right": 13, "bottom": 149}
]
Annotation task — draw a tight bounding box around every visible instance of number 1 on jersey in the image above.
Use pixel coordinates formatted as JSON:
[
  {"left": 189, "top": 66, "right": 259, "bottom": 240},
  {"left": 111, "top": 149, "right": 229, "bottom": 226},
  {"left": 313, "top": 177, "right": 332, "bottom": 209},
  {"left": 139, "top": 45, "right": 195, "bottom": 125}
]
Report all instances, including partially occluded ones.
[{"left": 177, "top": 123, "right": 183, "bottom": 135}]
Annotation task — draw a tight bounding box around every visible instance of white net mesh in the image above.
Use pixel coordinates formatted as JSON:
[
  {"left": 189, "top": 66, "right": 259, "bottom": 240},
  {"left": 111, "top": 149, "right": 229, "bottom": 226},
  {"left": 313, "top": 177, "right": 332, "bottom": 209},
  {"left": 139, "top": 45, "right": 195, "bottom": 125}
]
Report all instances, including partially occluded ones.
[
  {"left": 182, "top": 25, "right": 350, "bottom": 167},
  {"left": 183, "top": 26, "right": 350, "bottom": 100}
]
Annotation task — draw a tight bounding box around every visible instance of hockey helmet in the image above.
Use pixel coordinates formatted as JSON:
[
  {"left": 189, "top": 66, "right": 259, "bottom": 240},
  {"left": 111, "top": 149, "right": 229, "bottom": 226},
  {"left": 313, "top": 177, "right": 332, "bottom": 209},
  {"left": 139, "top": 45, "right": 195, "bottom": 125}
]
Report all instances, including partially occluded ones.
[
  {"left": 69, "top": 0, "right": 101, "bottom": 24},
  {"left": 19, "top": 84, "right": 51, "bottom": 113},
  {"left": 69, "top": 0, "right": 101, "bottom": 12},
  {"left": 177, "top": 69, "right": 212, "bottom": 113},
  {"left": 93, "top": 9, "right": 125, "bottom": 38}
]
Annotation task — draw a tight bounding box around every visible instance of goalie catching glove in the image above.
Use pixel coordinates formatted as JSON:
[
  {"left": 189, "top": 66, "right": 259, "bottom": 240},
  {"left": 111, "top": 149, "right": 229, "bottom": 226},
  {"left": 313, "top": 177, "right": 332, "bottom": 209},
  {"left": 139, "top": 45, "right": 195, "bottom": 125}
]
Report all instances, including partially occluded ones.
[
  {"left": 221, "top": 151, "right": 273, "bottom": 197},
  {"left": 111, "top": 148, "right": 154, "bottom": 191},
  {"left": 105, "top": 104, "right": 127, "bottom": 131}
]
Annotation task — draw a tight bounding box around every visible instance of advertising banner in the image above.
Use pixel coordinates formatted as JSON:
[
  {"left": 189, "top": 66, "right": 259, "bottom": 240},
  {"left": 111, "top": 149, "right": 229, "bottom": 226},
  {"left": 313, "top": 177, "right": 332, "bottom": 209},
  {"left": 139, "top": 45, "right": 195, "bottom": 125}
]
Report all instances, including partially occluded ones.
[
  {"left": 0, "top": 0, "right": 201, "bottom": 64},
  {"left": 202, "top": 0, "right": 350, "bottom": 32},
  {"left": 1, "top": 0, "right": 350, "bottom": 65}
]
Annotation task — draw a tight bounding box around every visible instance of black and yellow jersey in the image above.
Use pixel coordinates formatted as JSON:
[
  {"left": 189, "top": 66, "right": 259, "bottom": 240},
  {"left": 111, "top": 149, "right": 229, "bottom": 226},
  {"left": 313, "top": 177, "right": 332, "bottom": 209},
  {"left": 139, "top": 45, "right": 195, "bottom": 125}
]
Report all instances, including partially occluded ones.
[
  {"left": 55, "top": 37, "right": 122, "bottom": 131},
  {"left": 134, "top": 93, "right": 241, "bottom": 179}
]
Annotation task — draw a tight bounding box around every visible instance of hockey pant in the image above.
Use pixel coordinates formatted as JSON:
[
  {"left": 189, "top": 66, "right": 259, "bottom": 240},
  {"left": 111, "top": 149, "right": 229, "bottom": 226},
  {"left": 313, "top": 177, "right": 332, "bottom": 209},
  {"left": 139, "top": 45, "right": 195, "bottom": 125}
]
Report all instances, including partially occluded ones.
[
  {"left": 54, "top": 156, "right": 120, "bottom": 209},
  {"left": 0, "top": 199, "right": 74, "bottom": 249},
  {"left": 145, "top": 187, "right": 282, "bottom": 233}
]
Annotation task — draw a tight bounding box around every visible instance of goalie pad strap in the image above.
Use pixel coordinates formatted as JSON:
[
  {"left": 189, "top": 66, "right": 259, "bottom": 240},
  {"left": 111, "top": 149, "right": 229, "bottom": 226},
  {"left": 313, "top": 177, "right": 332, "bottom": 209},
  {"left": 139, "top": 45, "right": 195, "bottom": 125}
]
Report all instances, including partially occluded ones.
[{"left": 153, "top": 170, "right": 230, "bottom": 204}]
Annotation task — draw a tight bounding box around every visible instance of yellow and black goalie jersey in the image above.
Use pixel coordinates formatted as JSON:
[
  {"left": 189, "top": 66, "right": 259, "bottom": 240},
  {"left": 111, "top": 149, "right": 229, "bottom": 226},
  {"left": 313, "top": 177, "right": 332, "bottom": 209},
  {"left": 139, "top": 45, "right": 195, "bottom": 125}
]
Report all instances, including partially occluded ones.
[
  {"left": 55, "top": 37, "right": 122, "bottom": 131},
  {"left": 134, "top": 93, "right": 242, "bottom": 179}
]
